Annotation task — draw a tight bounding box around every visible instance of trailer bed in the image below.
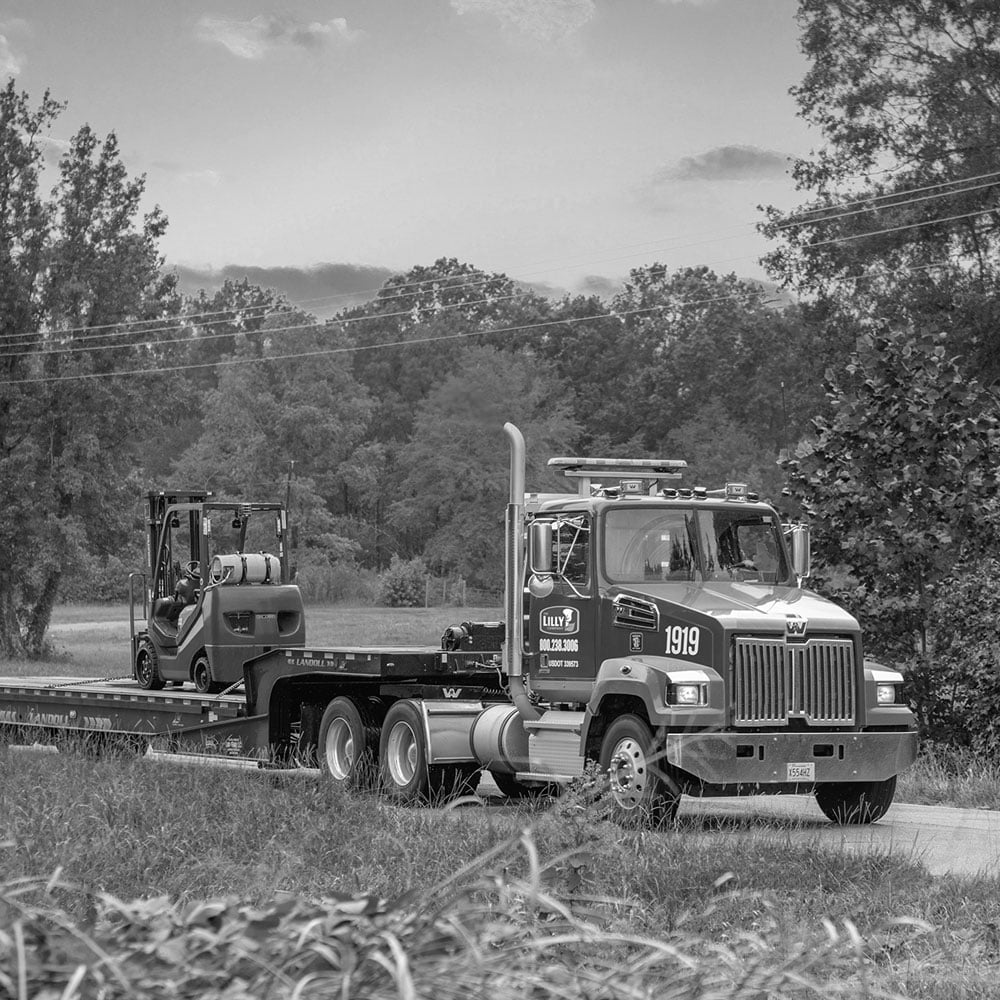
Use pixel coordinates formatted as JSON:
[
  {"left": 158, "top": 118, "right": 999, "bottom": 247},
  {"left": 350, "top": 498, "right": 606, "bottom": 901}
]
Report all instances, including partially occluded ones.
[{"left": 0, "top": 675, "right": 265, "bottom": 757}]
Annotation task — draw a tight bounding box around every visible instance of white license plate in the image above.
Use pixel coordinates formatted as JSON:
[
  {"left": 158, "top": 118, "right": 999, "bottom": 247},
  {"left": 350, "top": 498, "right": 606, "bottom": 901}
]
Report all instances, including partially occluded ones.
[{"left": 787, "top": 762, "right": 815, "bottom": 781}]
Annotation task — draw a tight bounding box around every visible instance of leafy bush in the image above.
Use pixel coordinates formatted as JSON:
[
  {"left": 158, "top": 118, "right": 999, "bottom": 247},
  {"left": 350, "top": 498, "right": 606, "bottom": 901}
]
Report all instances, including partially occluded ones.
[
  {"left": 901, "top": 558, "right": 1000, "bottom": 756},
  {"left": 293, "top": 559, "right": 379, "bottom": 604},
  {"left": 377, "top": 555, "right": 427, "bottom": 607},
  {"left": 0, "top": 830, "right": 865, "bottom": 1000}
]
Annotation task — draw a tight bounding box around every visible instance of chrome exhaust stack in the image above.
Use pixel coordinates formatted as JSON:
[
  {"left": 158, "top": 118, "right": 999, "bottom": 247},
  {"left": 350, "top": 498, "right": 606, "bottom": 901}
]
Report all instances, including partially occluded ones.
[{"left": 503, "top": 422, "right": 540, "bottom": 721}]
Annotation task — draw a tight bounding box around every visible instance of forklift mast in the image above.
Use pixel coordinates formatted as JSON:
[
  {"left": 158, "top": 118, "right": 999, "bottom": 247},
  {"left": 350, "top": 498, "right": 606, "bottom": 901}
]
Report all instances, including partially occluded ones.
[{"left": 145, "top": 491, "right": 212, "bottom": 601}]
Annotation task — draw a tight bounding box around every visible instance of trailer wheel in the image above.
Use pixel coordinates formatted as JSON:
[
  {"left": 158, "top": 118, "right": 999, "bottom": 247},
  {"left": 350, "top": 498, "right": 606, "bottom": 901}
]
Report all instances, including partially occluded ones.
[
  {"left": 815, "top": 776, "right": 896, "bottom": 825},
  {"left": 135, "top": 640, "right": 165, "bottom": 691},
  {"left": 379, "top": 700, "right": 429, "bottom": 803},
  {"left": 319, "top": 697, "right": 379, "bottom": 790},
  {"left": 598, "top": 715, "right": 680, "bottom": 827}
]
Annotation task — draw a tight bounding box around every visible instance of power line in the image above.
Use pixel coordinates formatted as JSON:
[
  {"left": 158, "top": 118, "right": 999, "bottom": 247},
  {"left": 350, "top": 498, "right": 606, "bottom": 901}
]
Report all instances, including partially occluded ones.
[
  {"left": 0, "top": 254, "right": 964, "bottom": 386},
  {"left": 3, "top": 167, "right": 998, "bottom": 347},
  {"left": 772, "top": 168, "right": 1000, "bottom": 229}
]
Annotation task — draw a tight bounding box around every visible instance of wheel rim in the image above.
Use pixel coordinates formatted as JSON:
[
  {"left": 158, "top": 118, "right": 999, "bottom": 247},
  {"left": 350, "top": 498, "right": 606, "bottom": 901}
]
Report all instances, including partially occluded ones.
[
  {"left": 608, "top": 737, "right": 647, "bottom": 811},
  {"left": 386, "top": 721, "right": 418, "bottom": 786},
  {"left": 325, "top": 718, "right": 355, "bottom": 780},
  {"left": 194, "top": 659, "right": 209, "bottom": 691},
  {"left": 136, "top": 651, "right": 151, "bottom": 685}
]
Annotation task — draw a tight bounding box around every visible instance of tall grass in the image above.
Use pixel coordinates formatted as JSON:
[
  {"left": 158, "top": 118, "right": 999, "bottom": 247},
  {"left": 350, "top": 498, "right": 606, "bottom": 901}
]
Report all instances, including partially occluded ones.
[{"left": 2, "top": 747, "right": 1000, "bottom": 997}]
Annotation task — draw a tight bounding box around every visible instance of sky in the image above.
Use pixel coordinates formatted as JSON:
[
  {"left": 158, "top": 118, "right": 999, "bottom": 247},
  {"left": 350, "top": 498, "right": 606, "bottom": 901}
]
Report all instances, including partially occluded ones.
[{"left": 2, "top": 0, "right": 816, "bottom": 315}]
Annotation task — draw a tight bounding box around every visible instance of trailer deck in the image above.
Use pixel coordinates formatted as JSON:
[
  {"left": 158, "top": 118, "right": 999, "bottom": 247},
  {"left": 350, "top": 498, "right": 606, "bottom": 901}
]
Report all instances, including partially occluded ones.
[{"left": 0, "top": 674, "right": 265, "bottom": 757}]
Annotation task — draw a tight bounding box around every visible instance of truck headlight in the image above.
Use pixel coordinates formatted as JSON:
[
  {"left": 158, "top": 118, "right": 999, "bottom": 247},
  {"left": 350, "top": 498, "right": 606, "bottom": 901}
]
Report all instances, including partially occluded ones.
[
  {"left": 876, "top": 683, "right": 898, "bottom": 705},
  {"left": 669, "top": 683, "right": 706, "bottom": 706}
]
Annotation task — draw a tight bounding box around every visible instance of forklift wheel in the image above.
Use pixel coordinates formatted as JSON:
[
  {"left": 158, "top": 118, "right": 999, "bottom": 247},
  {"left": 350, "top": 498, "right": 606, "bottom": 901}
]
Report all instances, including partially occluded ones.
[
  {"left": 193, "top": 655, "right": 223, "bottom": 695},
  {"left": 135, "top": 640, "right": 165, "bottom": 691}
]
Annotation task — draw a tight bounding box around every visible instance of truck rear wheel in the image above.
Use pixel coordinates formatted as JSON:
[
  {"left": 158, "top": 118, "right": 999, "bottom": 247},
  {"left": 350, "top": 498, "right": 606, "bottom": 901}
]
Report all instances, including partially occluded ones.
[
  {"left": 815, "top": 776, "right": 896, "bottom": 825},
  {"left": 135, "top": 640, "right": 165, "bottom": 691},
  {"left": 319, "top": 697, "right": 379, "bottom": 790},
  {"left": 379, "top": 700, "right": 429, "bottom": 803},
  {"left": 599, "top": 715, "right": 680, "bottom": 827}
]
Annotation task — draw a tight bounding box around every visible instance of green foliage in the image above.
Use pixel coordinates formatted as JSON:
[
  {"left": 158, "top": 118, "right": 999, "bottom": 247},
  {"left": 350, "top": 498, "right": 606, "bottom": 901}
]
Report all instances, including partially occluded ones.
[
  {"left": 903, "top": 558, "right": 1000, "bottom": 755},
  {"left": 783, "top": 329, "right": 1000, "bottom": 656},
  {"left": 763, "top": 1, "right": 1000, "bottom": 292},
  {"left": 389, "top": 346, "right": 577, "bottom": 590},
  {"left": 377, "top": 555, "right": 427, "bottom": 607},
  {"left": 0, "top": 82, "right": 180, "bottom": 657}
]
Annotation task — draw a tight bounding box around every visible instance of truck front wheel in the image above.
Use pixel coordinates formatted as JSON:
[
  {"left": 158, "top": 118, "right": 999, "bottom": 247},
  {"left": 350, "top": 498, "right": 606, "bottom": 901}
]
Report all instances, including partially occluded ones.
[
  {"left": 815, "top": 776, "right": 897, "bottom": 824},
  {"left": 599, "top": 715, "right": 680, "bottom": 827},
  {"left": 319, "top": 697, "right": 379, "bottom": 790},
  {"left": 379, "top": 700, "right": 429, "bottom": 803}
]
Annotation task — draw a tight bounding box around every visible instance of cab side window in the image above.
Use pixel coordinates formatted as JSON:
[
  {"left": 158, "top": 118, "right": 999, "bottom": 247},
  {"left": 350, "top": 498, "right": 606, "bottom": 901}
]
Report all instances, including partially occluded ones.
[{"left": 554, "top": 516, "right": 590, "bottom": 590}]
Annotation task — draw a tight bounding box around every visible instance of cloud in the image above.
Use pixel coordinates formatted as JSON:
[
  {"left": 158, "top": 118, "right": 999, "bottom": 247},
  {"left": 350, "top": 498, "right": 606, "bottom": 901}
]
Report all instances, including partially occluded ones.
[
  {"left": 451, "top": 0, "right": 595, "bottom": 42},
  {"left": 152, "top": 162, "right": 222, "bottom": 185},
  {"left": 35, "top": 135, "right": 71, "bottom": 168},
  {"left": 0, "top": 20, "right": 28, "bottom": 75},
  {"left": 576, "top": 274, "right": 622, "bottom": 298},
  {"left": 196, "top": 14, "right": 362, "bottom": 59},
  {"left": 172, "top": 262, "right": 397, "bottom": 318},
  {"left": 659, "top": 145, "right": 789, "bottom": 182}
]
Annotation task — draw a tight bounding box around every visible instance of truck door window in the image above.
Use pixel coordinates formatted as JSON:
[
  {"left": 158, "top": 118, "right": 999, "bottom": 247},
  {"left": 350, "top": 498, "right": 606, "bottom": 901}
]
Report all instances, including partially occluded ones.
[{"left": 553, "top": 516, "right": 590, "bottom": 590}]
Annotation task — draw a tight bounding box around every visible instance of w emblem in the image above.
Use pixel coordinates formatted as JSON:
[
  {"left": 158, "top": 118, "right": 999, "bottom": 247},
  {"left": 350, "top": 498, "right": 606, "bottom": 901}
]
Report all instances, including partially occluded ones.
[{"left": 785, "top": 615, "right": 808, "bottom": 637}]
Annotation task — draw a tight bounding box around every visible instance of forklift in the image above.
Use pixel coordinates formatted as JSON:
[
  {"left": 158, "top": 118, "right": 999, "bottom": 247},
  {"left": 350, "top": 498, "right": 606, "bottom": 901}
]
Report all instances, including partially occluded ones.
[{"left": 130, "top": 491, "right": 306, "bottom": 693}]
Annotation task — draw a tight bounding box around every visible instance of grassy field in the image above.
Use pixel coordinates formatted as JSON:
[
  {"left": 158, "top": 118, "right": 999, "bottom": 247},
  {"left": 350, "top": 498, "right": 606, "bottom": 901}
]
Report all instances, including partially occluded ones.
[{"left": 2, "top": 605, "right": 1000, "bottom": 996}]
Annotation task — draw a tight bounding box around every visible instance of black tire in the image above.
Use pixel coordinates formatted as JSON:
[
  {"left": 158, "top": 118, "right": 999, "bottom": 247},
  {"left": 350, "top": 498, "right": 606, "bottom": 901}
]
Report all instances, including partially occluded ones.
[
  {"left": 135, "top": 639, "right": 165, "bottom": 691},
  {"left": 319, "top": 697, "right": 380, "bottom": 790},
  {"left": 379, "top": 700, "right": 429, "bottom": 803},
  {"left": 598, "top": 714, "right": 680, "bottom": 828},
  {"left": 815, "top": 776, "right": 897, "bottom": 825},
  {"left": 192, "top": 655, "right": 225, "bottom": 694}
]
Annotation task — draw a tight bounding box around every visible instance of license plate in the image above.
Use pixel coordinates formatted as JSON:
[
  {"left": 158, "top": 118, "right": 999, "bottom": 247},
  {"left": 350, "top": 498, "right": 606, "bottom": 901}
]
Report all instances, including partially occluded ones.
[{"left": 787, "top": 762, "right": 815, "bottom": 781}]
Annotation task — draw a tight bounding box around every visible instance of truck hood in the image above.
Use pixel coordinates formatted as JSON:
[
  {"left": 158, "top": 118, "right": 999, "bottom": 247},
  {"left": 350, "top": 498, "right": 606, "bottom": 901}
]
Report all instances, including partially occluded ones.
[{"left": 616, "top": 582, "right": 859, "bottom": 634}]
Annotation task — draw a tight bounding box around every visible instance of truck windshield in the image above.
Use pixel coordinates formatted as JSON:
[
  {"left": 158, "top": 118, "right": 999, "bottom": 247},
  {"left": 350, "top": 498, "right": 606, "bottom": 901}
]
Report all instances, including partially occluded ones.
[{"left": 603, "top": 506, "right": 790, "bottom": 585}]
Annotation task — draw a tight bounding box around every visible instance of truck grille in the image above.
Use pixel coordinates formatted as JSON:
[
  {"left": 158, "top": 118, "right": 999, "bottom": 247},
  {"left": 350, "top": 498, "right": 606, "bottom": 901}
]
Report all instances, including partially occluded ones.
[{"left": 733, "top": 637, "right": 855, "bottom": 726}]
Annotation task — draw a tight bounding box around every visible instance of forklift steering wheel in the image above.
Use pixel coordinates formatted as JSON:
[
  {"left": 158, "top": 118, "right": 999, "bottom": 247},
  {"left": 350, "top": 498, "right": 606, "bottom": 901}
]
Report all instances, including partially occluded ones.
[{"left": 182, "top": 559, "right": 202, "bottom": 580}]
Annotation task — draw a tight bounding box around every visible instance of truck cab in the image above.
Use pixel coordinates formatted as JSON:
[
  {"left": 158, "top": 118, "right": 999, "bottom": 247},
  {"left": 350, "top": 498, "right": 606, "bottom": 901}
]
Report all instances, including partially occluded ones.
[{"left": 502, "top": 446, "right": 917, "bottom": 823}]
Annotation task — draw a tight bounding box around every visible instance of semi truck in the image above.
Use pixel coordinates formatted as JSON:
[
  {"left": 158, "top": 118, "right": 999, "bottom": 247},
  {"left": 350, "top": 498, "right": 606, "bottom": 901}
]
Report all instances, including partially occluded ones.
[{"left": 0, "top": 424, "right": 918, "bottom": 826}]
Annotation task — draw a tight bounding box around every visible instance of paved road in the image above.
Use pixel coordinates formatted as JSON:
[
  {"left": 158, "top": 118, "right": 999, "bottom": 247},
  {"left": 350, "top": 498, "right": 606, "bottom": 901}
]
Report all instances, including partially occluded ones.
[{"left": 679, "top": 794, "right": 1000, "bottom": 877}]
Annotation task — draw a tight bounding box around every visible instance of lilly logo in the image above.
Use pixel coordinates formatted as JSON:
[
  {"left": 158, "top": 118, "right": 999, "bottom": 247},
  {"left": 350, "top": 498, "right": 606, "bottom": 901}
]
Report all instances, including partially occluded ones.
[
  {"left": 540, "top": 607, "right": 580, "bottom": 635},
  {"left": 785, "top": 614, "right": 808, "bottom": 637}
]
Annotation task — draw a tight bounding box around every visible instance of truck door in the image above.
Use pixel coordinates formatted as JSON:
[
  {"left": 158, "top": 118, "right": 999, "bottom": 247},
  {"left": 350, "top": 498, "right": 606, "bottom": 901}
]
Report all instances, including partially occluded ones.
[{"left": 529, "top": 515, "right": 598, "bottom": 702}]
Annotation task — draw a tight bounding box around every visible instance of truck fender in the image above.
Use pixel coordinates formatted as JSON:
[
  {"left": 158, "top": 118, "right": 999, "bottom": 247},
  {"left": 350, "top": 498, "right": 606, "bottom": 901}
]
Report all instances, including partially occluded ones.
[{"left": 581, "top": 656, "right": 725, "bottom": 753}]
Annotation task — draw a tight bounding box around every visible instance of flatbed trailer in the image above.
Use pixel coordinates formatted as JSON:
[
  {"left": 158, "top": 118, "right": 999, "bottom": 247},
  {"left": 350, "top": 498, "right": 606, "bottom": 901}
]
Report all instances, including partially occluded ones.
[{"left": 0, "top": 640, "right": 509, "bottom": 770}]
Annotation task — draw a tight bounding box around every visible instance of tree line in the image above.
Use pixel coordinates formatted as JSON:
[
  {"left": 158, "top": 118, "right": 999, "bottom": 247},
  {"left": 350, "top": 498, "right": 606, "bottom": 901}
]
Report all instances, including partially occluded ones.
[{"left": 3, "top": 0, "right": 1000, "bottom": 756}]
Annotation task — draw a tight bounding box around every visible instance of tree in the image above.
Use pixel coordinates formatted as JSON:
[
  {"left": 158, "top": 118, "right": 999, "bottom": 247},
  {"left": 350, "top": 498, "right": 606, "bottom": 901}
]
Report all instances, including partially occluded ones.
[
  {"left": 387, "top": 346, "right": 577, "bottom": 590},
  {"left": 0, "top": 82, "right": 180, "bottom": 656},
  {"left": 171, "top": 310, "right": 374, "bottom": 573},
  {"left": 782, "top": 329, "right": 1000, "bottom": 658},
  {"left": 762, "top": 2, "right": 1000, "bottom": 319}
]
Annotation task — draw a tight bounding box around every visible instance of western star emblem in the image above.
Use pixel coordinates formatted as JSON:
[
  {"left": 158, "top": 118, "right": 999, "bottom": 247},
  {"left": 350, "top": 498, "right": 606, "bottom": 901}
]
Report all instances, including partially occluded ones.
[{"left": 785, "top": 614, "right": 808, "bottom": 637}]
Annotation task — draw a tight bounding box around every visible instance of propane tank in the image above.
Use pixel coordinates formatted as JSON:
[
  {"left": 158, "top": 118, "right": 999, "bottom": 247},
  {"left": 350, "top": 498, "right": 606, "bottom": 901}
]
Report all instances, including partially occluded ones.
[{"left": 209, "top": 552, "right": 280, "bottom": 585}]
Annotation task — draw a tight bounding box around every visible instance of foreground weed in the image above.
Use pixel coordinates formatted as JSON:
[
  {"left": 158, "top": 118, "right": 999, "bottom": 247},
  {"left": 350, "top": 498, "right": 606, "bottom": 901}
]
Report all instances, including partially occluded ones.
[{"left": 0, "top": 829, "right": 889, "bottom": 1000}]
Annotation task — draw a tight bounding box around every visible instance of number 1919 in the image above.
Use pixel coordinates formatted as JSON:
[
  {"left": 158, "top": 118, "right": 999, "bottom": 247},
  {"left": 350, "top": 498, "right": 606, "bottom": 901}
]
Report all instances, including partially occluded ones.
[{"left": 666, "top": 625, "right": 700, "bottom": 657}]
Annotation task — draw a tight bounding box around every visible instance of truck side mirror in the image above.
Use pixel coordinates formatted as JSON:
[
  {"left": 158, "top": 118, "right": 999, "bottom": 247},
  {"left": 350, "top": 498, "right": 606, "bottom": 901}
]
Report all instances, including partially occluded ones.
[
  {"left": 789, "top": 524, "right": 811, "bottom": 579},
  {"left": 528, "top": 521, "right": 553, "bottom": 575}
]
